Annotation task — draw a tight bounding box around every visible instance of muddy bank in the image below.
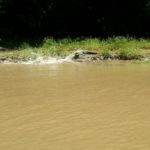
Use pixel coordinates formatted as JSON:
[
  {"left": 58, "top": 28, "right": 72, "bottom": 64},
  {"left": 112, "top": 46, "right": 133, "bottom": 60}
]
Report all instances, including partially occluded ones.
[{"left": 0, "top": 50, "right": 150, "bottom": 64}]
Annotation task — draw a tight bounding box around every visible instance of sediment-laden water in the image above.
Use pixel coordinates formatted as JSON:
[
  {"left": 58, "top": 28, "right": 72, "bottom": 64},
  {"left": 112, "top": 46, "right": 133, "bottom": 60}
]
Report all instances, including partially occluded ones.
[{"left": 0, "top": 62, "right": 150, "bottom": 150}]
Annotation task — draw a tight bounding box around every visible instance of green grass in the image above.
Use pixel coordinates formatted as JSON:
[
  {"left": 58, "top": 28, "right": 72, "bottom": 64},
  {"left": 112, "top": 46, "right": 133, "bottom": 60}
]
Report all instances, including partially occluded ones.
[{"left": 0, "top": 36, "right": 150, "bottom": 62}]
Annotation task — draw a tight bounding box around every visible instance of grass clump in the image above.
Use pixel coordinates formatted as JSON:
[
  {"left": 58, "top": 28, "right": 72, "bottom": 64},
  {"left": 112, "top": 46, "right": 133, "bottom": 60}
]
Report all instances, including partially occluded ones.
[{"left": 98, "top": 37, "right": 150, "bottom": 60}]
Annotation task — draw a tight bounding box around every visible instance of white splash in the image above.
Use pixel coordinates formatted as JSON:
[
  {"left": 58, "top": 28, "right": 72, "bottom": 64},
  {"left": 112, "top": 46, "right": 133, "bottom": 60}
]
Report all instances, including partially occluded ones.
[
  {"left": 19, "top": 56, "right": 73, "bottom": 64},
  {"left": 1, "top": 50, "right": 95, "bottom": 64}
]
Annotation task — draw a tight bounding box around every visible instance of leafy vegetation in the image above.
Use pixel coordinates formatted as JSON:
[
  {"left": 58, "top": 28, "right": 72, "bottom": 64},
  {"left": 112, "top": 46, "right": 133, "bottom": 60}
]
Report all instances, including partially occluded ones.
[
  {"left": 0, "top": 37, "right": 150, "bottom": 62},
  {"left": 0, "top": 0, "right": 150, "bottom": 37}
]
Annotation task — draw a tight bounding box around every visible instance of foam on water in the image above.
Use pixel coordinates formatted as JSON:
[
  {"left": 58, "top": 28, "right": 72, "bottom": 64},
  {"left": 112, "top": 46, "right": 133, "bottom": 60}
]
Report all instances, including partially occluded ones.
[
  {"left": 1, "top": 50, "right": 93, "bottom": 64},
  {"left": 2, "top": 56, "right": 74, "bottom": 64}
]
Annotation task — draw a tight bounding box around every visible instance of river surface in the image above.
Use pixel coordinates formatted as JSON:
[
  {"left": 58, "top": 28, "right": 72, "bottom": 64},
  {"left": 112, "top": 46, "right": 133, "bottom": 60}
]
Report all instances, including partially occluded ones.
[{"left": 0, "top": 62, "right": 150, "bottom": 150}]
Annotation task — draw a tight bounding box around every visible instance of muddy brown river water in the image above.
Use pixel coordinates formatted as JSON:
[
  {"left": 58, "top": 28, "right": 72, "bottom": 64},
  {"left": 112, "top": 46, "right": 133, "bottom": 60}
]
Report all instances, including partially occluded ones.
[{"left": 0, "top": 62, "right": 150, "bottom": 150}]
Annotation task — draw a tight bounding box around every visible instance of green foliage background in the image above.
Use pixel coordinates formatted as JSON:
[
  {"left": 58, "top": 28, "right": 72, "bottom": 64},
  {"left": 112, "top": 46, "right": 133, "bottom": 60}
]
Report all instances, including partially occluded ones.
[{"left": 0, "top": 0, "right": 150, "bottom": 38}]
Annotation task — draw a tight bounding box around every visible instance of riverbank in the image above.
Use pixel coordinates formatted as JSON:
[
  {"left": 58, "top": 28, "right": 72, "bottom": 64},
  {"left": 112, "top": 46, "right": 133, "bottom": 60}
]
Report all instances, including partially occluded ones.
[{"left": 0, "top": 37, "right": 150, "bottom": 63}]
